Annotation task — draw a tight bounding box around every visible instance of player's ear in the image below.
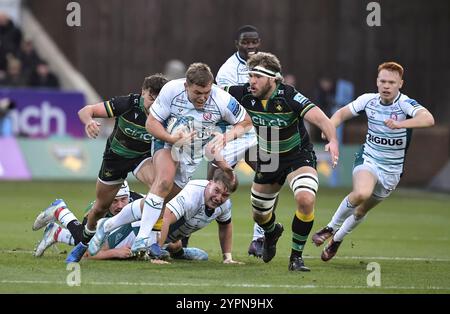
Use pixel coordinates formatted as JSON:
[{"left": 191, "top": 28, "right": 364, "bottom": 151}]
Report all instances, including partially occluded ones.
[{"left": 399, "top": 79, "right": 404, "bottom": 89}]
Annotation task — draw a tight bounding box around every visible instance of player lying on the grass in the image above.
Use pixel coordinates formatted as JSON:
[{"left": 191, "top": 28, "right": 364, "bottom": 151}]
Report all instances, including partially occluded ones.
[
  {"left": 66, "top": 74, "right": 168, "bottom": 263},
  {"left": 33, "top": 181, "right": 149, "bottom": 259},
  {"left": 312, "top": 61, "right": 435, "bottom": 261},
  {"left": 32, "top": 181, "right": 206, "bottom": 261},
  {"left": 89, "top": 168, "right": 243, "bottom": 264}
]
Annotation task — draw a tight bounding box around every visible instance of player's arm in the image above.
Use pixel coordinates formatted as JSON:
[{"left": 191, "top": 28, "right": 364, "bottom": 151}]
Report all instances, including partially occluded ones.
[
  {"left": 78, "top": 102, "right": 108, "bottom": 139},
  {"left": 218, "top": 221, "right": 243, "bottom": 264},
  {"left": 208, "top": 113, "right": 251, "bottom": 155},
  {"left": 224, "top": 112, "right": 252, "bottom": 143},
  {"left": 158, "top": 206, "right": 178, "bottom": 246},
  {"left": 85, "top": 242, "right": 132, "bottom": 260},
  {"left": 329, "top": 105, "right": 355, "bottom": 128},
  {"left": 385, "top": 108, "right": 434, "bottom": 129},
  {"left": 146, "top": 113, "right": 174, "bottom": 143},
  {"left": 304, "top": 106, "right": 340, "bottom": 167}
]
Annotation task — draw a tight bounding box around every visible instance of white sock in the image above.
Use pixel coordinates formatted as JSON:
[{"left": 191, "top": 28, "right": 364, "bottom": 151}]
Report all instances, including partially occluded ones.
[
  {"left": 136, "top": 193, "right": 164, "bottom": 240},
  {"left": 333, "top": 214, "right": 366, "bottom": 242},
  {"left": 57, "top": 227, "right": 75, "bottom": 245},
  {"left": 54, "top": 207, "right": 78, "bottom": 228},
  {"left": 328, "top": 196, "right": 356, "bottom": 231},
  {"left": 104, "top": 199, "right": 143, "bottom": 233},
  {"left": 252, "top": 223, "right": 265, "bottom": 240}
]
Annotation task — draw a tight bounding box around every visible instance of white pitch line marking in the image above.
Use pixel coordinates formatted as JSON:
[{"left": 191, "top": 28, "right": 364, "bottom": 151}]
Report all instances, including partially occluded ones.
[
  {"left": 1, "top": 280, "right": 449, "bottom": 291},
  {"left": 2, "top": 249, "right": 450, "bottom": 262}
]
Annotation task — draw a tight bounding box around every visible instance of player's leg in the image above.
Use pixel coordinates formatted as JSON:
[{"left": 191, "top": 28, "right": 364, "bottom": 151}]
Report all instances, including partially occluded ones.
[
  {"left": 243, "top": 139, "right": 267, "bottom": 257},
  {"left": 322, "top": 170, "right": 399, "bottom": 261},
  {"left": 99, "top": 156, "right": 154, "bottom": 238},
  {"left": 133, "top": 148, "right": 176, "bottom": 253},
  {"left": 286, "top": 166, "right": 319, "bottom": 271},
  {"left": 321, "top": 196, "right": 381, "bottom": 262},
  {"left": 34, "top": 223, "right": 62, "bottom": 257},
  {"left": 67, "top": 155, "right": 128, "bottom": 262},
  {"left": 313, "top": 164, "right": 378, "bottom": 246},
  {"left": 85, "top": 180, "right": 122, "bottom": 240},
  {"left": 133, "top": 157, "right": 155, "bottom": 189},
  {"left": 251, "top": 182, "right": 283, "bottom": 263},
  {"left": 33, "top": 198, "right": 83, "bottom": 243}
]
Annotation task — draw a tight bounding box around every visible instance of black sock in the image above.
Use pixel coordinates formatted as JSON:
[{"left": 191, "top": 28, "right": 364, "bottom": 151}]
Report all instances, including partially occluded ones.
[
  {"left": 260, "top": 213, "right": 276, "bottom": 235},
  {"left": 181, "top": 236, "right": 190, "bottom": 248},
  {"left": 291, "top": 214, "right": 314, "bottom": 259},
  {"left": 81, "top": 226, "right": 95, "bottom": 245},
  {"left": 67, "top": 220, "right": 84, "bottom": 244},
  {"left": 171, "top": 248, "right": 184, "bottom": 258}
]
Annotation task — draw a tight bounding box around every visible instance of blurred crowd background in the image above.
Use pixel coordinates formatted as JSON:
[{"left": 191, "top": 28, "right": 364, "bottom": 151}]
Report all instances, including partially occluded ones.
[{"left": 1, "top": 0, "right": 449, "bottom": 191}]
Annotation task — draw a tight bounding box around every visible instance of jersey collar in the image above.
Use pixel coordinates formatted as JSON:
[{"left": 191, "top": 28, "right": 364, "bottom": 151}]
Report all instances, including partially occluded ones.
[
  {"left": 235, "top": 52, "right": 246, "bottom": 65},
  {"left": 379, "top": 92, "right": 401, "bottom": 106}
]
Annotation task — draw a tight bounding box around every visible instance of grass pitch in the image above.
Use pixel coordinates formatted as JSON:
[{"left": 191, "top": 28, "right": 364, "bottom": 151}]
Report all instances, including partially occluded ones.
[{"left": 0, "top": 181, "right": 449, "bottom": 294}]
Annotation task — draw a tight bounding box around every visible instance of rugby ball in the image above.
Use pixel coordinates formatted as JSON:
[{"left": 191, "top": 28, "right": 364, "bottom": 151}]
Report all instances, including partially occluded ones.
[{"left": 166, "top": 116, "right": 194, "bottom": 135}]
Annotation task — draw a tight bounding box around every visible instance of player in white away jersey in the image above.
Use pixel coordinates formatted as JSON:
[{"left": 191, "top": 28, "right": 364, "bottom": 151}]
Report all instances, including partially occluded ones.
[
  {"left": 214, "top": 25, "right": 267, "bottom": 257},
  {"left": 88, "top": 63, "right": 251, "bottom": 257},
  {"left": 312, "top": 62, "right": 435, "bottom": 261},
  {"left": 159, "top": 169, "right": 242, "bottom": 263}
]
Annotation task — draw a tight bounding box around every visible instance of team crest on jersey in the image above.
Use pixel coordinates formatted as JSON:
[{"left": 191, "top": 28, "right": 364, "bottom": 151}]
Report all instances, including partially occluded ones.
[
  {"left": 390, "top": 112, "right": 398, "bottom": 120},
  {"left": 369, "top": 110, "right": 376, "bottom": 119},
  {"left": 275, "top": 102, "right": 283, "bottom": 112},
  {"left": 203, "top": 112, "right": 212, "bottom": 121}
]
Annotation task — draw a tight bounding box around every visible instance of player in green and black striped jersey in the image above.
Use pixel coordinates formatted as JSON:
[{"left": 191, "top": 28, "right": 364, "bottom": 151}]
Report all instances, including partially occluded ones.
[
  {"left": 66, "top": 74, "right": 168, "bottom": 263},
  {"left": 226, "top": 52, "right": 339, "bottom": 272}
]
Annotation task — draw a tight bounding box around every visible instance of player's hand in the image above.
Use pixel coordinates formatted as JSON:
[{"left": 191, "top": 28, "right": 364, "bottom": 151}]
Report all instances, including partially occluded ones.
[
  {"left": 321, "top": 132, "right": 327, "bottom": 141},
  {"left": 207, "top": 132, "right": 226, "bottom": 154},
  {"left": 223, "top": 258, "right": 245, "bottom": 265},
  {"left": 325, "top": 139, "right": 339, "bottom": 168},
  {"left": 85, "top": 120, "right": 101, "bottom": 139},
  {"left": 172, "top": 130, "right": 196, "bottom": 146},
  {"left": 114, "top": 246, "right": 133, "bottom": 259},
  {"left": 384, "top": 119, "right": 401, "bottom": 129}
]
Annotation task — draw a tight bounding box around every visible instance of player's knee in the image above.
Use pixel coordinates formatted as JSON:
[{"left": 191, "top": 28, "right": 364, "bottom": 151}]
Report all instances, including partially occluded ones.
[
  {"left": 352, "top": 190, "right": 372, "bottom": 203},
  {"left": 290, "top": 173, "right": 318, "bottom": 198},
  {"left": 251, "top": 188, "right": 278, "bottom": 219},
  {"left": 295, "top": 192, "right": 315, "bottom": 212},
  {"left": 156, "top": 177, "right": 174, "bottom": 195}
]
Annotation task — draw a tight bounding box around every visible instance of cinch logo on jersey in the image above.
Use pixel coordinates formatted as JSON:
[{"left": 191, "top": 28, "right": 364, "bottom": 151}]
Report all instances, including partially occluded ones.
[
  {"left": 367, "top": 134, "right": 403, "bottom": 146},
  {"left": 251, "top": 116, "right": 289, "bottom": 127},
  {"left": 123, "top": 127, "right": 152, "bottom": 142}
]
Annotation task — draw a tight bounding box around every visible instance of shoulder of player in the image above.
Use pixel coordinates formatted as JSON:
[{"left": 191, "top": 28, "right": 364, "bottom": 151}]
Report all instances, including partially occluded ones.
[
  {"left": 358, "top": 93, "right": 379, "bottom": 101},
  {"left": 219, "top": 54, "right": 238, "bottom": 69},
  {"left": 351, "top": 93, "right": 379, "bottom": 107},
  {"left": 397, "top": 93, "right": 419, "bottom": 105},
  {"left": 225, "top": 83, "right": 250, "bottom": 100},
  {"left": 219, "top": 199, "right": 232, "bottom": 212},
  {"left": 281, "top": 84, "right": 302, "bottom": 100},
  {"left": 160, "top": 78, "right": 186, "bottom": 95},
  {"left": 211, "top": 84, "right": 236, "bottom": 102}
]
